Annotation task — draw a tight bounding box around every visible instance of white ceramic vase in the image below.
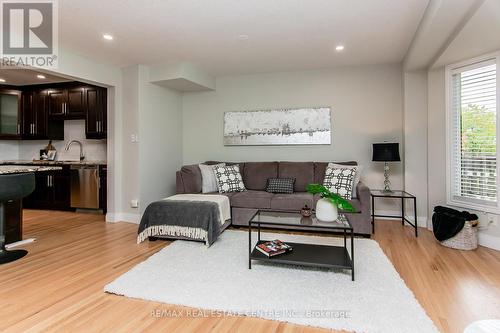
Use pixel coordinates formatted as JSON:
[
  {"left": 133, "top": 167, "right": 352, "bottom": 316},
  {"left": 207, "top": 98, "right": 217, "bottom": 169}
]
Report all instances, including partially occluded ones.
[{"left": 315, "top": 198, "right": 338, "bottom": 222}]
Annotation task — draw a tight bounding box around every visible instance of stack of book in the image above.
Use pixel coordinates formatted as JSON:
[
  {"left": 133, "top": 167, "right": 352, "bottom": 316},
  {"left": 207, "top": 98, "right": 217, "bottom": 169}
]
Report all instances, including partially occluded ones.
[{"left": 256, "top": 240, "right": 293, "bottom": 257}]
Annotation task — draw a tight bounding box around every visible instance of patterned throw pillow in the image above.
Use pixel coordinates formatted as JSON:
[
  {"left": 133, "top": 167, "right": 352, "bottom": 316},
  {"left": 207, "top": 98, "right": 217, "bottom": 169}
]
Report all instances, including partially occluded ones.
[
  {"left": 266, "top": 178, "right": 295, "bottom": 194},
  {"left": 213, "top": 165, "right": 246, "bottom": 193},
  {"left": 323, "top": 166, "right": 357, "bottom": 200}
]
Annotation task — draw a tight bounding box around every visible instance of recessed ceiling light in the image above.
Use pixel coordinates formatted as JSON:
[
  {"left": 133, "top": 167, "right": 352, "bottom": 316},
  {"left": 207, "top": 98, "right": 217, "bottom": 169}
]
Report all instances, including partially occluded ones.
[
  {"left": 37, "top": 74, "right": 46, "bottom": 79},
  {"left": 102, "top": 34, "right": 114, "bottom": 41},
  {"left": 335, "top": 45, "right": 345, "bottom": 52},
  {"left": 0, "top": 78, "right": 5, "bottom": 83},
  {"left": 237, "top": 34, "right": 249, "bottom": 41}
]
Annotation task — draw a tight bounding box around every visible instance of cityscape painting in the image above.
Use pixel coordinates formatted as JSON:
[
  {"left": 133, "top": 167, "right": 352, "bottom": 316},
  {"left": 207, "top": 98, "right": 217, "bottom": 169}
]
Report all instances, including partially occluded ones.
[{"left": 223, "top": 107, "right": 331, "bottom": 146}]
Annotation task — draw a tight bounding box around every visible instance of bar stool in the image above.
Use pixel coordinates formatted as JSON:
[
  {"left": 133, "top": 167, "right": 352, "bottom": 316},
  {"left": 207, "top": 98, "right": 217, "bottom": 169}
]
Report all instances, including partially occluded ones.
[{"left": 0, "top": 172, "right": 35, "bottom": 265}]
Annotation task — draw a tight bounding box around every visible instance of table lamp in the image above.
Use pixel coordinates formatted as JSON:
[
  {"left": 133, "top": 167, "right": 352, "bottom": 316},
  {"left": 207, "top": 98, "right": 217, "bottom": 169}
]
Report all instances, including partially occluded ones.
[{"left": 372, "top": 143, "right": 400, "bottom": 193}]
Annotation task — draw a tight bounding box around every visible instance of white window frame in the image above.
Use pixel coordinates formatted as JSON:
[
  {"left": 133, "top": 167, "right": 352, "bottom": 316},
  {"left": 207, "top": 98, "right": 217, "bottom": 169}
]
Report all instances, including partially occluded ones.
[{"left": 445, "top": 51, "right": 500, "bottom": 214}]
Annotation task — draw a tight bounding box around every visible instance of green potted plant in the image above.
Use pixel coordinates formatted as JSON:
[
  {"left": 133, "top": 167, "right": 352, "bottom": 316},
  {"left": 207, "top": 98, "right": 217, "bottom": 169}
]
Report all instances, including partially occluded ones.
[{"left": 306, "top": 184, "right": 355, "bottom": 222}]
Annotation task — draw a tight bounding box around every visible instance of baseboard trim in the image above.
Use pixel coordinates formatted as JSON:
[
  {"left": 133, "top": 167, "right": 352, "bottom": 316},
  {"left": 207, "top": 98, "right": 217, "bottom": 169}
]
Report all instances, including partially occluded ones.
[
  {"left": 478, "top": 233, "right": 500, "bottom": 251},
  {"left": 374, "top": 210, "right": 428, "bottom": 228},
  {"left": 106, "top": 212, "right": 140, "bottom": 224}
]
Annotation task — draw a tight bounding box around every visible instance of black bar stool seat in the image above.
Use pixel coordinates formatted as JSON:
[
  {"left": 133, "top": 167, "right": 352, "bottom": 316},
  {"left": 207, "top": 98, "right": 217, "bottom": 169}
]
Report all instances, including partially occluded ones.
[{"left": 0, "top": 172, "right": 35, "bottom": 265}]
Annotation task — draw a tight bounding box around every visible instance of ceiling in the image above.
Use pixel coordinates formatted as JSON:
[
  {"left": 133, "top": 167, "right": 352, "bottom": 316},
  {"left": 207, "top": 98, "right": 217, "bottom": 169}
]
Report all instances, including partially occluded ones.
[
  {"left": 59, "top": 0, "right": 430, "bottom": 76},
  {"left": 0, "top": 68, "right": 71, "bottom": 86}
]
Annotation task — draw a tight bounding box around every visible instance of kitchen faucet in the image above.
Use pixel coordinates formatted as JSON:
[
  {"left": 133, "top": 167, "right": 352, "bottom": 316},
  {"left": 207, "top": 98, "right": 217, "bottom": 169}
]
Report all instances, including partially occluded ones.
[{"left": 65, "top": 140, "right": 85, "bottom": 161}]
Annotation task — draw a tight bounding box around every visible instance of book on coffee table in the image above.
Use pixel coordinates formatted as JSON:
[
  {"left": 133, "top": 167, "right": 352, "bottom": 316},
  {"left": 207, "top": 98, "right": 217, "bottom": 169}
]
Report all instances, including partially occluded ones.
[{"left": 256, "top": 240, "right": 293, "bottom": 257}]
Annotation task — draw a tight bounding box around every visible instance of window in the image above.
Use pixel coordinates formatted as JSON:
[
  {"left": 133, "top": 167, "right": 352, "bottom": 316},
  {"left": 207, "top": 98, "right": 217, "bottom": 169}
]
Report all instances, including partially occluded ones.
[{"left": 447, "top": 53, "right": 500, "bottom": 212}]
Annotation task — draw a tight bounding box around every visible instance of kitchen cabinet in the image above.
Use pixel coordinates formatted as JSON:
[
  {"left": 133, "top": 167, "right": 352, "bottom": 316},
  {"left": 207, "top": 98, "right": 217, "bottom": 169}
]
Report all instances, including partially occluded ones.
[
  {"left": 0, "top": 88, "right": 22, "bottom": 139},
  {"left": 22, "top": 89, "right": 64, "bottom": 140},
  {"left": 24, "top": 167, "right": 71, "bottom": 211},
  {"left": 85, "top": 86, "right": 107, "bottom": 139},
  {"left": 99, "top": 165, "right": 107, "bottom": 214},
  {"left": 48, "top": 86, "right": 86, "bottom": 119},
  {"left": 4, "top": 199, "right": 22, "bottom": 244}
]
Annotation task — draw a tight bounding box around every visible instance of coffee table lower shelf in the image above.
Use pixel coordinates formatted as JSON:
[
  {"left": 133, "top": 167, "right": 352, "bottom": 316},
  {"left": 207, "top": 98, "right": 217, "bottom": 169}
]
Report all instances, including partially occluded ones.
[{"left": 250, "top": 241, "right": 354, "bottom": 280}]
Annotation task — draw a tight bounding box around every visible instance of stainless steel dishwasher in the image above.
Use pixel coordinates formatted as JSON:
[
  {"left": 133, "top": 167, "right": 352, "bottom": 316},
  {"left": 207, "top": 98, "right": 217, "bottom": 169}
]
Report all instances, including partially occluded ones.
[{"left": 70, "top": 165, "right": 100, "bottom": 209}]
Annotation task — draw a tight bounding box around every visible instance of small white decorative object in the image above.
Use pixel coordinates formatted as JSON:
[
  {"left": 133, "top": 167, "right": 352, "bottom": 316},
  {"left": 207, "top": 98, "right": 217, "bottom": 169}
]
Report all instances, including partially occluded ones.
[{"left": 315, "top": 198, "right": 338, "bottom": 222}]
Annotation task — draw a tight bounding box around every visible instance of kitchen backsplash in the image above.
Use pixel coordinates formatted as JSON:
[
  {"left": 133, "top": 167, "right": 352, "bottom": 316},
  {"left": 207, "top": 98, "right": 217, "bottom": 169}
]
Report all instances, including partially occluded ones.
[{"left": 1, "top": 120, "right": 107, "bottom": 161}]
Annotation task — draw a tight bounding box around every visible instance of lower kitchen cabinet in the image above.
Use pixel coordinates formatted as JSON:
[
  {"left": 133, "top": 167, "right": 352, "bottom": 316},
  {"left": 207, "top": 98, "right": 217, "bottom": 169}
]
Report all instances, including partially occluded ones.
[
  {"left": 99, "top": 165, "right": 107, "bottom": 214},
  {"left": 24, "top": 167, "right": 72, "bottom": 211},
  {"left": 4, "top": 199, "right": 22, "bottom": 244}
]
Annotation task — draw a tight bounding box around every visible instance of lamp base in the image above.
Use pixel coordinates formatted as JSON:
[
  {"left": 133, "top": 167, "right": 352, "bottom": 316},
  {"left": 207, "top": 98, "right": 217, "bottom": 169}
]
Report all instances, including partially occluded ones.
[{"left": 383, "top": 162, "right": 392, "bottom": 192}]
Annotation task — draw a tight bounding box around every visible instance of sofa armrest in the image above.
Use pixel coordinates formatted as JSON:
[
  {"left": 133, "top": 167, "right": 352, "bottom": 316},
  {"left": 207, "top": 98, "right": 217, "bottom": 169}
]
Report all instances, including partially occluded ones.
[
  {"left": 356, "top": 181, "right": 371, "bottom": 213},
  {"left": 176, "top": 171, "right": 185, "bottom": 194},
  {"left": 176, "top": 165, "right": 202, "bottom": 194}
]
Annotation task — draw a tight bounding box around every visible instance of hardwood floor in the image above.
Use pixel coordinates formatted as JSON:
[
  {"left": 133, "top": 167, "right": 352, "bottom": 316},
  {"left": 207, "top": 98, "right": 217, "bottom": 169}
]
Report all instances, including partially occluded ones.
[{"left": 1, "top": 210, "right": 499, "bottom": 333}]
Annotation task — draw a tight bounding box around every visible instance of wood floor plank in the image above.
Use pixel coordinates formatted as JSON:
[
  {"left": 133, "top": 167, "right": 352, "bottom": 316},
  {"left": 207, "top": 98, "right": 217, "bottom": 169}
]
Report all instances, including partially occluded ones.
[{"left": 0, "top": 210, "right": 499, "bottom": 333}]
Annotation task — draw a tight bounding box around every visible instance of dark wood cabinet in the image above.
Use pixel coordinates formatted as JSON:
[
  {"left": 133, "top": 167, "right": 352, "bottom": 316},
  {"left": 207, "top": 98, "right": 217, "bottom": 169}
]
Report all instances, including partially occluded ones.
[
  {"left": 48, "top": 86, "right": 92, "bottom": 120},
  {"left": 99, "top": 165, "right": 107, "bottom": 214},
  {"left": 24, "top": 167, "right": 71, "bottom": 211},
  {"left": 66, "top": 87, "right": 86, "bottom": 118},
  {"left": 47, "top": 89, "right": 66, "bottom": 117},
  {"left": 4, "top": 199, "right": 22, "bottom": 244},
  {"left": 0, "top": 87, "right": 22, "bottom": 140},
  {"left": 22, "top": 89, "right": 64, "bottom": 140},
  {"left": 85, "top": 87, "right": 107, "bottom": 139},
  {"left": 2, "top": 82, "right": 106, "bottom": 141}
]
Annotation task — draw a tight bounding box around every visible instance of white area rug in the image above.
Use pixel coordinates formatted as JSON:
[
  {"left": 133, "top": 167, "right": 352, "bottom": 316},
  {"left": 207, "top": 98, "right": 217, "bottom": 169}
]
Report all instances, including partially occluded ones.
[{"left": 105, "top": 230, "right": 439, "bottom": 333}]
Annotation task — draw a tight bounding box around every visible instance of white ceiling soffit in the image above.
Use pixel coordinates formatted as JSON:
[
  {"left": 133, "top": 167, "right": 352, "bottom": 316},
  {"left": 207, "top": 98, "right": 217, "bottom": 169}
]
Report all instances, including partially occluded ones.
[
  {"left": 59, "top": 0, "right": 429, "bottom": 76},
  {"left": 149, "top": 63, "right": 215, "bottom": 92},
  {"left": 433, "top": 0, "right": 500, "bottom": 68},
  {"left": 403, "top": 0, "right": 485, "bottom": 72},
  {"left": 0, "top": 68, "right": 71, "bottom": 85}
]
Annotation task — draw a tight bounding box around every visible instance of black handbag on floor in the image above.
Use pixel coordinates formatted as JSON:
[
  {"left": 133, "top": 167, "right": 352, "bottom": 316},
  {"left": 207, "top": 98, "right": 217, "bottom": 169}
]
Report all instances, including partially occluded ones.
[{"left": 432, "top": 206, "right": 478, "bottom": 242}]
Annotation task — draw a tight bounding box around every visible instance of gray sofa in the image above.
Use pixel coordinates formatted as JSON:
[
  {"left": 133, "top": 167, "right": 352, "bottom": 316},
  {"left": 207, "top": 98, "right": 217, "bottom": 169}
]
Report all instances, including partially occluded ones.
[{"left": 176, "top": 161, "right": 371, "bottom": 236}]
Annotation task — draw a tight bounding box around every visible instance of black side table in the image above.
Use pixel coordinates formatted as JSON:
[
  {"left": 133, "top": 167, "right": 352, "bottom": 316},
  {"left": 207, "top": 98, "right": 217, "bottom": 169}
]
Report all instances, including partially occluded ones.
[{"left": 370, "top": 190, "right": 418, "bottom": 237}]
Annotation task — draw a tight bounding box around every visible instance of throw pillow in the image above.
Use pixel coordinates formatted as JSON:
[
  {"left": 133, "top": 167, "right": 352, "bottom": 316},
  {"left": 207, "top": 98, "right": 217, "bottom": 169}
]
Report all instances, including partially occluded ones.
[
  {"left": 199, "top": 163, "right": 225, "bottom": 193},
  {"left": 266, "top": 178, "right": 295, "bottom": 194},
  {"left": 328, "top": 163, "right": 362, "bottom": 198},
  {"left": 323, "top": 166, "right": 357, "bottom": 200},
  {"left": 213, "top": 165, "right": 246, "bottom": 193}
]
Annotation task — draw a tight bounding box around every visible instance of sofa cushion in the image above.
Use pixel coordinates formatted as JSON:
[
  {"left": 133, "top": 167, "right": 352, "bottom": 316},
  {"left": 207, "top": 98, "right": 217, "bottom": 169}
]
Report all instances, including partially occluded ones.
[
  {"left": 271, "top": 192, "right": 313, "bottom": 211},
  {"left": 213, "top": 165, "right": 246, "bottom": 193},
  {"left": 242, "top": 162, "right": 278, "bottom": 190},
  {"left": 323, "top": 165, "right": 357, "bottom": 200},
  {"left": 266, "top": 178, "right": 295, "bottom": 194},
  {"left": 231, "top": 190, "right": 274, "bottom": 209},
  {"left": 278, "top": 162, "right": 314, "bottom": 192},
  {"left": 313, "top": 161, "right": 357, "bottom": 184}
]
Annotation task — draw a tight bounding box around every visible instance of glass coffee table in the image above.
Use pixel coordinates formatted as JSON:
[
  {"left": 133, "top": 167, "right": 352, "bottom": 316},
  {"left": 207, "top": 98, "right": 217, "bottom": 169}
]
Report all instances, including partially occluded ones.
[{"left": 248, "top": 210, "right": 355, "bottom": 281}]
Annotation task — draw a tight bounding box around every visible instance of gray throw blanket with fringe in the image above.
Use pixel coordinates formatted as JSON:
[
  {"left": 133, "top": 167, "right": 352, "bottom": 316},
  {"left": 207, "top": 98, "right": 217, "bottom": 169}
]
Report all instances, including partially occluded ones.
[{"left": 137, "top": 200, "right": 221, "bottom": 246}]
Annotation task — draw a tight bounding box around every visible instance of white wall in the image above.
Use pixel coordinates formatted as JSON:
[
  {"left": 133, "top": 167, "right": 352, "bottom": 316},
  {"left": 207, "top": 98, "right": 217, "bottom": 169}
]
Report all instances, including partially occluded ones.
[
  {"left": 427, "top": 67, "right": 447, "bottom": 221},
  {"left": 182, "top": 64, "right": 404, "bottom": 211},
  {"left": 403, "top": 71, "right": 429, "bottom": 227},
  {"left": 139, "top": 66, "right": 183, "bottom": 213},
  {"left": 120, "top": 65, "right": 141, "bottom": 219},
  {"left": 0, "top": 141, "right": 18, "bottom": 159}
]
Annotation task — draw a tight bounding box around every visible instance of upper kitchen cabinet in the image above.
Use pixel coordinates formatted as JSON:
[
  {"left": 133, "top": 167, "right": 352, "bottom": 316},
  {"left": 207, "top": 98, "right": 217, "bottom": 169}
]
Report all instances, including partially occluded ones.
[
  {"left": 48, "top": 86, "right": 86, "bottom": 119},
  {"left": 0, "top": 88, "right": 22, "bottom": 139},
  {"left": 22, "top": 89, "right": 64, "bottom": 140},
  {"left": 85, "top": 86, "right": 107, "bottom": 139}
]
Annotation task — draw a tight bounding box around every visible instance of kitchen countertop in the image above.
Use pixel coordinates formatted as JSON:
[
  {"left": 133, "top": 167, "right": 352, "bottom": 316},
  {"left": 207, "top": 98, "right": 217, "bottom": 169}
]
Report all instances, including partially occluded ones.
[
  {"left": 0, "top": 165, "right": 63, "bottom": 175},
  {"left": 0, "top": 160, "right": 107, "bottom": 166}
]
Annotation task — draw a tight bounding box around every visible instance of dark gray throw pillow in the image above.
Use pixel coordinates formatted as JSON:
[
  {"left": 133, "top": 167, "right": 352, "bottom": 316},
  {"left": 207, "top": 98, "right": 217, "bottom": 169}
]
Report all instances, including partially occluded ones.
[{"left": 266, "top": 178, "right": 295, "bottom": 194}]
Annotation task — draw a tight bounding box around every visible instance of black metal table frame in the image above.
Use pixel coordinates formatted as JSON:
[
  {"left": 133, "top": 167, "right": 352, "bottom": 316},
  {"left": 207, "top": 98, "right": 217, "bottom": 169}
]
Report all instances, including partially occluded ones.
[
  {"left": 248, "top": 210, "right": 355, "bottom": 281},
  {"left": 371, "top": 191, "right": 418, "bottom": 237}
]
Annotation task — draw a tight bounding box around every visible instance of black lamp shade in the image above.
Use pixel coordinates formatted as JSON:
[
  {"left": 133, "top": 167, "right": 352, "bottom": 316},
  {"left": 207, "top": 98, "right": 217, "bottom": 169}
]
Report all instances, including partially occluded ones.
[{"left": 372, "top": 143, "right": 401, "bottom": 162}]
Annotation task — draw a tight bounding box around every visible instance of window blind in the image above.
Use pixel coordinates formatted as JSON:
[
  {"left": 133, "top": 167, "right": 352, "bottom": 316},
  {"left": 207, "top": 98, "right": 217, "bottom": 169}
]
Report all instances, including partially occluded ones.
[{"left": 450, "top": 60, "right": 497, "bottom": 207}]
